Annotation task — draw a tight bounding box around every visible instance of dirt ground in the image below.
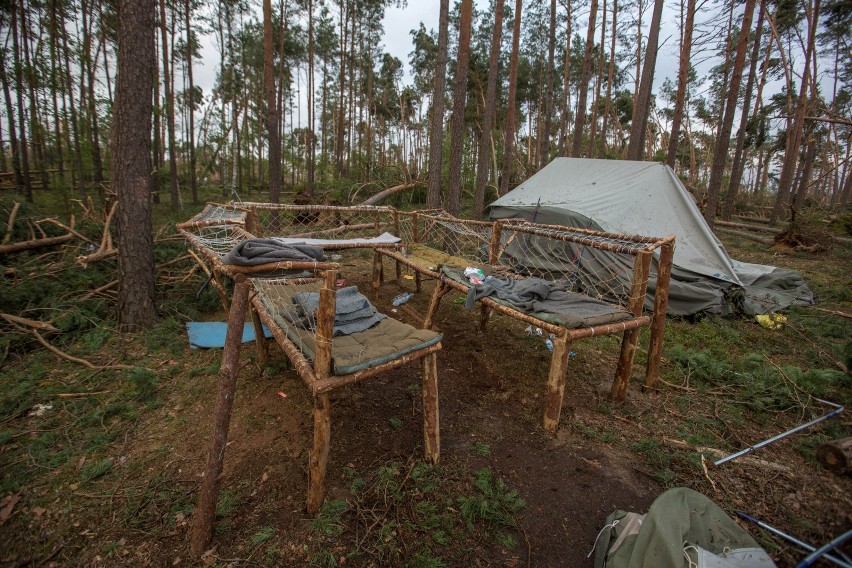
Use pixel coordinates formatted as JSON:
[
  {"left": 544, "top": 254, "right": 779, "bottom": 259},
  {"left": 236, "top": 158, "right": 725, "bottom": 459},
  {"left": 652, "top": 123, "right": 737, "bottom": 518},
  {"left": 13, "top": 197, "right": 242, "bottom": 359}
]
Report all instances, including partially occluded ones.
[{"left": 2, "top": 243, "right": 851, "bottom": 567}]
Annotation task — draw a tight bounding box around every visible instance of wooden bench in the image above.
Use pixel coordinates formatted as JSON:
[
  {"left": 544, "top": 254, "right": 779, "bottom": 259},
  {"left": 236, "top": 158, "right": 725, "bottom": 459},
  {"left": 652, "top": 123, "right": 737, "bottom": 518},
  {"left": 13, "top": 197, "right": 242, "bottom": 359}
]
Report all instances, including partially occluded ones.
[
  {"left": 372, "top": 211, "right": 674, "bottom": 432},
  {"left": 178, "top": 208, "right": 442, "bottom": 555}
]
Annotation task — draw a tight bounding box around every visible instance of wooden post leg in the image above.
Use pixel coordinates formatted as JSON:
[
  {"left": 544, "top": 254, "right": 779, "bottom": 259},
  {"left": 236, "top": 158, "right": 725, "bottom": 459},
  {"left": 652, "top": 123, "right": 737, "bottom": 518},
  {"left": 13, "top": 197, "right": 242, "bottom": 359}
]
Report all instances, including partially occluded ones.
[
  {"left": 307, "top": 393, "right": 331, "bottom": 515},
  {"left": 250, "top": 303, "right": 268, "bottom": 368},
  {"left": 371, "top": 251, "right": 382, "bottom": 296},
  {"left": 191, "top": 279, "right": 250, "bottom": 556},
  {"left": 479, "top": 305, "right": 491, "bottom": 332},
  {"left": 611, "top": 328, "right": 642, "bottom": 402},
  {"left": 415, "top": 272, "right": 422, "bottom": 293},
  {"left": 423, "top": 281, "right": 450, "bottom": 330},
  {"left": 395, "top": 259, "right": 402, "bottom": 285},
  {"left": 644, "top": 242, "right": 674, "bottom": 390},
  {"left": 542, "top": 335, "right": 571, "bottom": 433},
  {"left": 422, "top": 352, "right": 440, "bottom": 464}
]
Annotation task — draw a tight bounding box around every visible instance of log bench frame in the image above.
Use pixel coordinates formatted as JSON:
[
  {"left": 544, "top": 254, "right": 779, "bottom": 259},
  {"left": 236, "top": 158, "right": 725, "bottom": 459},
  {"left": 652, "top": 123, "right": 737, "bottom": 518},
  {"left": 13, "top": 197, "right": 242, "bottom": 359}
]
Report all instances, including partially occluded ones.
[
  {"left": 178, "top": 209, "right": 441, "bottom": 556},
  {"left": 371, "top": 210, "right": 675, "bottom": 432}
]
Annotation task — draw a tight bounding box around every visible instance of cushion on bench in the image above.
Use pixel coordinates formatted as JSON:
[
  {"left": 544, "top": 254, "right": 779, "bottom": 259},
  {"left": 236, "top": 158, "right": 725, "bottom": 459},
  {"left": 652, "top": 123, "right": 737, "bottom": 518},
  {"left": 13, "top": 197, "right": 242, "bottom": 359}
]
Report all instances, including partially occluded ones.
[{"left": 256, "top": 281, "right": 442, "bottom": 375}]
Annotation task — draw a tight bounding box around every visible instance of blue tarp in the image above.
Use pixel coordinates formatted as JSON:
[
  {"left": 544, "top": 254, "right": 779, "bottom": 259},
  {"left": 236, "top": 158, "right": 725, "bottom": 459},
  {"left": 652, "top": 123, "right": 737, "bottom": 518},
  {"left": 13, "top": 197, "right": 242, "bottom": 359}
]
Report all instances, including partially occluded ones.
[{"left": 186, "top": 322, "right": 272, "bottom": 349}]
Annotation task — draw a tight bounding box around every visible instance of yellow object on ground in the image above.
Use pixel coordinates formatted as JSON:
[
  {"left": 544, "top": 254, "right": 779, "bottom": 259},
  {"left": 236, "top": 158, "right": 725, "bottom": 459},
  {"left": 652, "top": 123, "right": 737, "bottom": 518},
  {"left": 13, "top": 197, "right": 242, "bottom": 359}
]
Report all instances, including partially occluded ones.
[{"left": 756, "top": 313, "right": 787, "bottom": 329}]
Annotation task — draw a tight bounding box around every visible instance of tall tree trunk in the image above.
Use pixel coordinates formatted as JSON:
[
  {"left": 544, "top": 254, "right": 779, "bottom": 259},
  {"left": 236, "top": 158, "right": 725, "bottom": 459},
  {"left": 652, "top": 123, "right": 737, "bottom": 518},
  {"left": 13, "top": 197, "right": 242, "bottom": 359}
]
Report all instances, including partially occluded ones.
[
  {"left": 572, "top": 0, "right": 598, "bottom": 157},
  {"left": 723, "top": 7, "right": 764, "bottom": 220},
  {"left": 474, "top": 0, "right": 504, "bottom": 218},
  {"left": 539, "top": 0, "right": 557, "bottom": 169},
  {"left": 446, "top": 0, "right": 474, "bottom": 217},
  {"left": 335, "top": 4, "right": 348, "bottom": 178},
  {"left": 704, "top": 0, "right": 757, "bottom": 227},
  {"left": 0, "top": 53, "right": 24, "bottom": 191},
  {"left": 10, "top": 0, "right": 32, "bottom": 201},
  {"left": 557, "top": 0, "right": 572, "bottom": 156},
  {"left": 588, "top": 0, "right": 608, "bottom": 156},
  {"left": 49, "top": 0, "right": 66, "bottom": 182},
  {"left": 666, "top": 0, "right": 695, "bottom": 168},
  {"left": 20, "top": 1, "right": 49, "bottom": 193},
  {"left": 115, "top": 0, "right": 157, "bottom": 331},
  {"left": 185, "top": 0, "right": 198, "bottom": 204},
  {"left": 263, "top": 0, "right": 281, "bottom": 203},
  {"left": 426, "top": 0, "right": 450, "bottom": 209},
  {"left": 307, "top": 0, "right": 315, "bottom": 195},
  {"left": 599, "top": 0, "right": 618, "bottom": 156},
  {"left": 159, "top": 0, "right": 180, "bottom": 208},
  {"left": 499, "top": 0, "right": 523, "bottom": 195},
  {"left": 626, "top": 0, "right": 664, "bottom": 160},
  {"left": 60, "top": 0, "right": 85, "bottom": 198},
  {"left": 771, "top": 0, "right": 821, "bottom": 223}
]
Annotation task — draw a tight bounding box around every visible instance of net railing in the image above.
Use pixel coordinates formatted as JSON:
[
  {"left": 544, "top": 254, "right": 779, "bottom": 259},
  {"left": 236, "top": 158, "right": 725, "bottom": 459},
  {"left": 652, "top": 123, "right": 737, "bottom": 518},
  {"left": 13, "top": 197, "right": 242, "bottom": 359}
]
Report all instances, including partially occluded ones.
[
  {"left": 496, "top": 221, "right": 670, "bottom": 311},
  {"left": 397, "top": 211, "right": 494, "bottom": 263},
  {"left": 231, "top": 202, "right": 398, "bottom": 242}
]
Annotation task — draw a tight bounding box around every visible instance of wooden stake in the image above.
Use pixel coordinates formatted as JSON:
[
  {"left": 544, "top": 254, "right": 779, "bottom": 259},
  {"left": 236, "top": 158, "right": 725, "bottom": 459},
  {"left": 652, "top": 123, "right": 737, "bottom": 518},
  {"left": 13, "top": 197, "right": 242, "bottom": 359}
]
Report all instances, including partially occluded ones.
[
  {"left": 542, "top": 334, "right": 571, "bottom": 432},
  {"left": 313, "top": 270, "right": 337, "bottom": 379},
  {"left": 249, "top": 302, "right": 269, "bottom": 367},
  {"left": 644, "top": 241, "right": 674, "bottom": 390},
  {"left": 3, "top": 202, "right": 20, "bottom": 244},
  {"left": 307, "top": 392, "right": 331, "bottom": 515},
  {"left": 423, "top": 281, "right": 452, "bottom": 330},
  {"left": 191, "top": 279, "right": 250, "bottom": 556},
  {"left": 371, "top": 251, "right": 383, "bottom": 296},
  {"left": 422, "top": 351, "right": 440, "bottom": 463},
  {"left": 611, "top": 250, "right": 652, "bottom": 402}
]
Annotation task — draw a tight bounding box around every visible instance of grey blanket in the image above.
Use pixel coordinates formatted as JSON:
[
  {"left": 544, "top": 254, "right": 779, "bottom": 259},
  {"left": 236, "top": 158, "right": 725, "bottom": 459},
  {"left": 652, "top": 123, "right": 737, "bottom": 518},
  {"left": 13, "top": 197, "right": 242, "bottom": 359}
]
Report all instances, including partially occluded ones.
[
  {"left": 223, "top": 238, "right": 325, "bottom": 265},
  {"left": 290, "top": 286, "right": 385, "bottom": 336},
  {"left": 465, "top": 276, "right": 633, "bottom": 325}
]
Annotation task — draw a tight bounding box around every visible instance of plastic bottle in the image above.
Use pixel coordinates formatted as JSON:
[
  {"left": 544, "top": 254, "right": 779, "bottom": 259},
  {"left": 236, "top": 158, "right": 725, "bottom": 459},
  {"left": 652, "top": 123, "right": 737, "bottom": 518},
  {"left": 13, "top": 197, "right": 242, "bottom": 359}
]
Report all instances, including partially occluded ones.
[{"left": 392, "top": 292, "right": 414, "bottom": 306}]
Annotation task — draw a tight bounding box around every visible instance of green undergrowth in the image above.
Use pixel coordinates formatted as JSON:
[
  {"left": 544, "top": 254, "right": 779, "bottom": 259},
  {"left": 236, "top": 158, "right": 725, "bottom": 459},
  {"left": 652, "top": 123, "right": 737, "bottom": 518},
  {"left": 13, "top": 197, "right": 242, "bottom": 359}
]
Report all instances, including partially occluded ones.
[{"left": 305, "top": 459, "right": 525, "bottom": 567}]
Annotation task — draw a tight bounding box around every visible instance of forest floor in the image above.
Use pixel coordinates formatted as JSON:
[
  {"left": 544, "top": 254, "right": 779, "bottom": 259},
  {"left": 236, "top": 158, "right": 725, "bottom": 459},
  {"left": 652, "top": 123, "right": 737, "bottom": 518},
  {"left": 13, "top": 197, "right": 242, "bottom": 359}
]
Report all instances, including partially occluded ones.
[{"left": 0, "top": 191, "right": 850, "bottom": 567}]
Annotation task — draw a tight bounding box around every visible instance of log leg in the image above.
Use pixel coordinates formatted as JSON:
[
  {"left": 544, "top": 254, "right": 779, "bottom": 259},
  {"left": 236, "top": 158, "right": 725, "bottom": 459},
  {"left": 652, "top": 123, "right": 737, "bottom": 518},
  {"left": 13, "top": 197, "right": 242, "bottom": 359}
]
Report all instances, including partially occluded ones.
[
  {"left": 307, "top": 393, "right": 331, "bottom": 515},
  {"left": 479, "top": 305, "right": 492, "bottom": 332},
  {"left": 611, "top": 327, "right": 642, "bottom": 402},
  {"left": 415, "top": 272, "right": 422, "bottom": 293},
  {"left": 211, "top": 270, "right": 231, "bottom": 312},
  {"left": 542, "top": 335, "right": 571, "bottom": 433},
  {"left": 644, "top": 242, "right": 674, "bottom": 390},
  {"left": 423, "top": 281, "right": 451, "bottom": 330},
  {"left": 191, "top": 279, "right": 250, "bottom": 556},
  {"left": 421, "top": 352, "right": 440, "bottom": 464},
  {"left": 371, "top": 251, "right": 382, "bottom": 296},
  {"left": 395, "top": 259, "right": 402, "bottom": 285},
  {"left": 249, "top": 303, "right": 268, "bottom": 368}
]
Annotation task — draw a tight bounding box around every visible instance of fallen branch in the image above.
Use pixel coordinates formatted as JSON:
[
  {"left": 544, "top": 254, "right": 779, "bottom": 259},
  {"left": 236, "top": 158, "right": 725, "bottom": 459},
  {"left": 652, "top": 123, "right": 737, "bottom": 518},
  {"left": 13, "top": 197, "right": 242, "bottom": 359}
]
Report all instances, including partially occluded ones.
[
  {"left": 23, "top": 327, "right": 134, "bottom": 371},
  {"left": 807, "top": 306, "right": 852, "bottom": 320},
  {"left": 360, "top": 182, "right": 422, "bottom": 206},
  {"left": 0, "top": 312, "right": 60, "bottom": 333},
  {"left": 76, "top": 202, "right": 118, "bottom": 267},
  {"left": 3, "top": 201, "right": 20, "bottom": 244},
  {"left": 714, "top": 227, "right": 774, "bottom": 246},
  {"left": 715, "top": 220, "right": 779, "bottom": 234},
  {"left": 38, "top": 215, "right": 95, "bottom": 245},
  {"left": 81, "top": 280, "right": 119, "bottom": 301},
  {"left": 0, "top": 233, "right": 73, "bottom": 255}
]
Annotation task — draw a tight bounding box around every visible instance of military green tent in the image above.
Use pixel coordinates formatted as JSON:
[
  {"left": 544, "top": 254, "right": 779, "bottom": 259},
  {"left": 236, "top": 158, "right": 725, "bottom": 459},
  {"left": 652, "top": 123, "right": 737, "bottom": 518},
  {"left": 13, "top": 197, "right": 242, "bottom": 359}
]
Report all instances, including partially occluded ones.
[
  {"left": 591, "top": 487, "right": 777, "bottom": 568},
  {"left": 489, "top": 158, "right": 813, "bottom": 316}
]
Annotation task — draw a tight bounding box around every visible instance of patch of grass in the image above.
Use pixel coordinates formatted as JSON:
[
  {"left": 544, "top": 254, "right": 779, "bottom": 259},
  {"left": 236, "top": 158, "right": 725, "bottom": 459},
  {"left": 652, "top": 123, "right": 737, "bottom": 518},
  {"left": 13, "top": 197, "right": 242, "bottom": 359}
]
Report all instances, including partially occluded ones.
[
  {"left": 252, "top": 526, "right": 276, "bottom": 545},
  {"left": 307, "top": 550, "right": 338, "bottom": 568},
  {"left": 311, "top": 500, "right": 348, "bottom": 536},
  {"left": 82, "top": 458, "right": 113, "bottom": 481},
  {"left": 388, "top": 417, "right": 404, "bottom": 429},
  {"left": 471, "top": 442, "right": 492, "bottom": 457},
  {"left": 458, "top": 468, "right": 525, "bottom": 530}
]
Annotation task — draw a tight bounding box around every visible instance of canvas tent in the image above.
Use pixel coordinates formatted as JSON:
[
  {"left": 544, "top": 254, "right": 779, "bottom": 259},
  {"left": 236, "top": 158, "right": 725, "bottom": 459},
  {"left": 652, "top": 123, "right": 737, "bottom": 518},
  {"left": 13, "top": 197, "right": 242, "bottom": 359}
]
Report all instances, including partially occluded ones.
[{"left": 489, "top": 158, "right": 813, "bottom": 316}]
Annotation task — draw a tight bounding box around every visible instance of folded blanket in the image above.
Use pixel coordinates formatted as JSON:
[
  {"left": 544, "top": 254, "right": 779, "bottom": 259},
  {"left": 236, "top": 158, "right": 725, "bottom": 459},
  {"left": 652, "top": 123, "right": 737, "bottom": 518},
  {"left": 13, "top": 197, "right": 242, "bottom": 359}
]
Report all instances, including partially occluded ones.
[
  {"left": 290, "top": 286, "right": 385, "bottom": 336},
  {"left": 464, "top": 277, "right": 560, "bottom": 310},
  {"left": 222, "top": 238, "right": 325, "bottom": 265}
]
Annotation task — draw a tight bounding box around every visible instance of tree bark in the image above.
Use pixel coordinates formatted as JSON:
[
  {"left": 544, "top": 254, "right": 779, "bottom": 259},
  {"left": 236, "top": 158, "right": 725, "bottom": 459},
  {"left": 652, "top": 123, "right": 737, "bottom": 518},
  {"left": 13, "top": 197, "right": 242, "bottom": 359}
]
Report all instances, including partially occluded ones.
[
  {"left": 263, "top": 0, "right": 281, "bottom": 203},
  {"left": 572, "top": 0, "right": 598, "bottom": 157},
  {"left": 666, "top": 0, "right": 695, "bottom": 168},
  {"left": 159, "top": 0, "right": 180, "bottom": 209},
  {"left": 723, "top": 8, "right": 764, "bottom": 220},
  {"left": 499, "top": 0, "right": 523, "bottom": 195},
  {"left": 539, "top": 0, "right": 557, "bottom": 169},
  {"left": 0, "top": 52, "right": 24, "bottom": 191},
  {"left": 426, "top": 0, "right": 450, "bottom": 209},
  {"left": 474, "top": 0, "right": 504, "bottom": 218},
  {"left": 626, "top": 0, "right": 664, "bottom": 160},
  {"left": 114, "top": 0, "right": 157, "bottom": 332},
  {"left": 185, "top": 0, "right": 198, "bottom": 204},
  {"left": 10, "top": 0, "right": 32, "bottom": 201},
  {"left": 446, "top": 0, "right": 474, "bottom": 217}
]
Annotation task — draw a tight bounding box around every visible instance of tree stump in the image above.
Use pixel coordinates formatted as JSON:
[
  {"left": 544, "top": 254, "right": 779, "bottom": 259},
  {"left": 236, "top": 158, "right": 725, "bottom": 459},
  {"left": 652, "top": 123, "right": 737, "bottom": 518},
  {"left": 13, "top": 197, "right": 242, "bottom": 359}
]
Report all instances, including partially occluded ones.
[{"left": 816, "top": 437, "right": 852, "bottom": 474}]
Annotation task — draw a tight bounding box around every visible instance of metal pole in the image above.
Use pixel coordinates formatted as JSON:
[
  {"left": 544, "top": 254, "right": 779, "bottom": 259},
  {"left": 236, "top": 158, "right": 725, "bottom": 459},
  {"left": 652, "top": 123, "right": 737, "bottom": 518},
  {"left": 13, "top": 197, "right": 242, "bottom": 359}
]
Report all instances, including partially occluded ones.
[
  {"left": 796, "top": 529, "right": 852, "bottom": 568},
  {"left": 715, "top": 399, "right": 844, "bottom": 466},
  {"left": 735, "top": 511, "right": 852, "bottom": 568}
]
